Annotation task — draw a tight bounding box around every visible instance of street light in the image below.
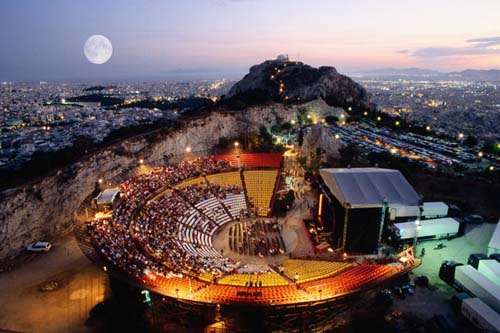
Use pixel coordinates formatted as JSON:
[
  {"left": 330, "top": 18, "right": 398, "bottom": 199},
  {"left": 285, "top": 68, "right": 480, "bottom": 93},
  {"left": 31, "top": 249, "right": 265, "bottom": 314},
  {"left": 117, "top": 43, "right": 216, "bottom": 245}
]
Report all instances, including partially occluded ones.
[
  {"left": 185, "top": 146, "right": 192, "bottom": 153},
  {"left": 139, "top": 158, "right": 144, "bottom": 165},
  {"left": 413, "top": 200, "right": 424, "bottom": 254},
  {"left": 458, "top": 133, "right": 464, "bottom": 140},
  {"left": 233, "top": 141, "right": 239, "bottom": 148}
]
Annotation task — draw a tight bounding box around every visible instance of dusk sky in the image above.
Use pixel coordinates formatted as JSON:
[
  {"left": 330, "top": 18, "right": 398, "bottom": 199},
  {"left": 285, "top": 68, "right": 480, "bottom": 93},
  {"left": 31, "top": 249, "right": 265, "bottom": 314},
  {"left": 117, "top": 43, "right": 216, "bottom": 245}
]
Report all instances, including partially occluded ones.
[{"left": 1, "top": 0, "right": 500, "bottom": 81}]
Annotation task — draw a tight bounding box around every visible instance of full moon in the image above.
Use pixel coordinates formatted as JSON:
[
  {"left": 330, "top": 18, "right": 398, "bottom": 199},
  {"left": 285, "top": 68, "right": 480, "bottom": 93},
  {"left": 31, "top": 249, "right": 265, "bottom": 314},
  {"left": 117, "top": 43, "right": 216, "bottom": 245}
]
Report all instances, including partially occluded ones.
[{"left": 84, "top": 35, "right": 113, "bottom": 65}]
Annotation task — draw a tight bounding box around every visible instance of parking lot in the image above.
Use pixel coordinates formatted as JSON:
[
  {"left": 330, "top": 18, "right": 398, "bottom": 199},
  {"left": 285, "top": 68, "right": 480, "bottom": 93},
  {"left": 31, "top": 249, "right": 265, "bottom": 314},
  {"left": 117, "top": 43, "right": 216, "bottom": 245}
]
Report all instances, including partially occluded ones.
[{"left": 329, "top": 122, "right": 499, "bottom": 169}]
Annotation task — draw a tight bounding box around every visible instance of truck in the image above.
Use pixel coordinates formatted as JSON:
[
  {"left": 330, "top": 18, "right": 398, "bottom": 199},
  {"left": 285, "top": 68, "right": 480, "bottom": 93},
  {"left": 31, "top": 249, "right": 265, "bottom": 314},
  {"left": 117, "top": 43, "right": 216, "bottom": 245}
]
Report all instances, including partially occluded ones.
[
  {"left": 439, "top": 261, "right": 463, "bottom": 286},
  {"left": 468, "top": 253, "right": 489, "bottom": 269},
  {"left": 477, "top": 259, "right": 500, "bottom": 285},
  {"left": 422, "top": 202, "right": 449, "bottom": 219},
  {"left": 395, "top": 217, "right": 460, "bottom": 242},
  {"left": 460, "top": 297, "right": 500, "bottom": 332},
  {"left": 388, "top": 201, "right": 448, "bottom": 220},
  {"left": 454, "top": 265, "right": 500, "bottom": 313}
]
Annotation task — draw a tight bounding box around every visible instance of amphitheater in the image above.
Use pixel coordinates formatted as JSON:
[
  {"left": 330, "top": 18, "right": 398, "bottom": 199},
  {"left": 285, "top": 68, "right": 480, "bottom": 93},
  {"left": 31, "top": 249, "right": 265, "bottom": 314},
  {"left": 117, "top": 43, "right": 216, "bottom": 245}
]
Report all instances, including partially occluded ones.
[{"left": 76, "top": 152, "right": 418, "bottom": 331}]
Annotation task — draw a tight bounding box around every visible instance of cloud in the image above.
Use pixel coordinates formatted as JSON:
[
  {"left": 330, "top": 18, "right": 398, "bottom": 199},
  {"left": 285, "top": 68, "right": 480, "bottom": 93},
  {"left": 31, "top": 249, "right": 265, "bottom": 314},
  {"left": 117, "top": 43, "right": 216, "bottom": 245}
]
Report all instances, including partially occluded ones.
[
  {"left": 404, "top": 36, "right": 500, "bottom": 58},
  {"left": 396, "top": 49, "right": 410, "bottom": 54},
  {"left": 467, "top": 36, "right": 500, "bottom": 48}
]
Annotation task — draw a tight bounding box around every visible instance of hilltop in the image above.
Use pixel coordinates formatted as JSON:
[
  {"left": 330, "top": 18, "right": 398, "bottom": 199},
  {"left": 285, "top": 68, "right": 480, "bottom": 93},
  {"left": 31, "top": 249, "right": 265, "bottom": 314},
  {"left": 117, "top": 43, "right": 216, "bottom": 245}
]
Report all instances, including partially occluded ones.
[{"left": 225, "top": 57, "right": 371, "bottom": 110}]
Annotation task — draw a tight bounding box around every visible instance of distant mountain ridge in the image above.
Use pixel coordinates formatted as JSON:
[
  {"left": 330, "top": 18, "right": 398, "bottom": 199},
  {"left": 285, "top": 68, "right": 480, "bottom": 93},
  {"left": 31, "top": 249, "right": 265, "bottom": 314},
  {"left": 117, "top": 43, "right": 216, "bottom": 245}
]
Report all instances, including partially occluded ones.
[
  {"left": 446, "top": 69, "right": 500, "bottom": 82},
  {"left": 354, "top": 68, "right": 500, "bottom": 81}
]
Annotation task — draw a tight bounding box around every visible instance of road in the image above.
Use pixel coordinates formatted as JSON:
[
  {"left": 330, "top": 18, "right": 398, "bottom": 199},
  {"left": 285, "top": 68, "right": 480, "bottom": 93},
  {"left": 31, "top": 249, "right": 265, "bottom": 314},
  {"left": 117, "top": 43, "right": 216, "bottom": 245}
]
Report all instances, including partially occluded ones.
[{"left": 0, "top": 234, "right": 109, "bottom": 333}]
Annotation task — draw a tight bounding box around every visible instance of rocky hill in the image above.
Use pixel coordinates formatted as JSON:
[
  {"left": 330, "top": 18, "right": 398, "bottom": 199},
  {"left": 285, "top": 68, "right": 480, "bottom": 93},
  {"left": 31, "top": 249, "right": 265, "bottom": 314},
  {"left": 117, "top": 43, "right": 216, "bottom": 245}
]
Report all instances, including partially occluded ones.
[{"left": 227, "top": 58, "right": 370, "bottom": 109}]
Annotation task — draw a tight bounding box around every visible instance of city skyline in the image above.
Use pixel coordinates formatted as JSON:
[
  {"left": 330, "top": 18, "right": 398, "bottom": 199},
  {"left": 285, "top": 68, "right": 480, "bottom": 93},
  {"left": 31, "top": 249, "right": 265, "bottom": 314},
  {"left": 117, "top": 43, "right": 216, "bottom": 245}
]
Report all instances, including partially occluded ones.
[{"left": 1, "top": 0, "right": 500, "bottom": 81}]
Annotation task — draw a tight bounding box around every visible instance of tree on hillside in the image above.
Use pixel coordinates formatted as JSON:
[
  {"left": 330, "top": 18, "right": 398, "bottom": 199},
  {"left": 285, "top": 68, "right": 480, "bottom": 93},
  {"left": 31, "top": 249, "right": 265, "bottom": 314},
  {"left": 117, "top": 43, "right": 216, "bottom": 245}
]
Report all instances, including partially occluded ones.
[
  {"left": 324, "top": 115, "right": 339, "bottom": 125},
  {"left": 339, "top": 143, "right": 360, "bottom": 166},
  {"left": 464, "top": 135, "right": 478, "bottom": 148},
  {"left": 298, "top": 128, "right": 304, "bottom": 147},
  {"left": 481, "top": 140, "right": 498, "bottom": 155},
  {"left": 297, "top": 148, "right": 324, "bottom": 175}
]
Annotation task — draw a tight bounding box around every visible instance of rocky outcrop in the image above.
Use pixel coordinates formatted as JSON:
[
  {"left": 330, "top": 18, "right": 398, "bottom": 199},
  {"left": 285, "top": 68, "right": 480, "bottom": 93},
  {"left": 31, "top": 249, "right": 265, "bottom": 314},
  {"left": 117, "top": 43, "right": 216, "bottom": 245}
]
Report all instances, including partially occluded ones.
[
  {"left": 301, "top": 125, "right": 345, "bottom": 160},
  {"left": 227, "top": 59, "right": 370, "bottom": 109},
  {"left": 0, "top": 100, "right": 341, "bottom": 262}
]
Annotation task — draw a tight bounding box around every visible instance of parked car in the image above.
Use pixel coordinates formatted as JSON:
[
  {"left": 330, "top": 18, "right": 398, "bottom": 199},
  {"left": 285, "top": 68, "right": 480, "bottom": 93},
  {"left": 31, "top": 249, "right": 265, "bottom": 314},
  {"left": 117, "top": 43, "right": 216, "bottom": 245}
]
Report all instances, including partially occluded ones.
[{"left": 26, "top": 242, "right": 52, "bottom": 252}]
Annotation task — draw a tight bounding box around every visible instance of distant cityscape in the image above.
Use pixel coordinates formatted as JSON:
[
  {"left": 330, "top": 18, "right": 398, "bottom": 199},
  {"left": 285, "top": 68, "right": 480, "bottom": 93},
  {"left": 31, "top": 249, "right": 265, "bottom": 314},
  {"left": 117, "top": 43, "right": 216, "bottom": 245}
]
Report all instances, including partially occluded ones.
[
  {"left": 0, "top": 80, "right": 232, "bottom": 171},
  {"left": 359, "top": 78, "right": 500, "bottom": 142},
  {"left": 2, "top": 75, "right": 499, "bottom": 175}
]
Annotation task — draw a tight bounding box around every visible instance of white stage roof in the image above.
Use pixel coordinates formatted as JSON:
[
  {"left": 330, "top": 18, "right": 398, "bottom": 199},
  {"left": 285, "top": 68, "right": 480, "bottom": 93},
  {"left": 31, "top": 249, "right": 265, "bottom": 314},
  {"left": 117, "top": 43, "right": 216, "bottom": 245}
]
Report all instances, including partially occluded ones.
[
  {"left": 96, "top": 188, "right": 120, "bottom": 205},
  {"left": 319, "top": 168, "right": 420, "bottom": 209}
]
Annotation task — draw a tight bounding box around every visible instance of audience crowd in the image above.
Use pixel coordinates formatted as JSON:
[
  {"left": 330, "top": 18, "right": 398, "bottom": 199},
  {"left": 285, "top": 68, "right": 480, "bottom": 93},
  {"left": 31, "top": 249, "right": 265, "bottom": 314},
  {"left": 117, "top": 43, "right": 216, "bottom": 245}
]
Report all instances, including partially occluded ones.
[{"left": 90, "top": 157, "right": 242, "bottom": 282}]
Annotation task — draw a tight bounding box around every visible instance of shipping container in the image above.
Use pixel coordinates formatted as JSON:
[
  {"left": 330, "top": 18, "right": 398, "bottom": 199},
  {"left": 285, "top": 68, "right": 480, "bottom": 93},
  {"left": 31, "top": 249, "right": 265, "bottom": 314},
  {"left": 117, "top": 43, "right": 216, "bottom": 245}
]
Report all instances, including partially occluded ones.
[
  {"left": 422, "top": 202, "right": 449, "bottom": 218},
  {"left": 461, "top": 297, "right": 500, "bottom": 332},
  {"left": 395, "top": 217, "right": 460, "bottom": 241},
  {"left": 478, "top": 259, "right": 500, "bottom": 285},
  {"left": 454, "top": 265, "right": 500, "bottom": 313}
]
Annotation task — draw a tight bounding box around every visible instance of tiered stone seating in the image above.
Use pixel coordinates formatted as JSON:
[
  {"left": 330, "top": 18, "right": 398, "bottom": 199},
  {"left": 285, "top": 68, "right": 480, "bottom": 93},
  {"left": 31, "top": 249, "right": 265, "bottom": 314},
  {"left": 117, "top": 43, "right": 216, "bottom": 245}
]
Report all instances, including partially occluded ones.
[
  {"left": 281, "top": 260, "right": 352, "bottom": 283},
  {"left": 239, "top": 153, "right": 282, "bottom": 168},
  {"left": 218, "top": 272, "right": 289, "bottom": 287},
  {"left": 213, "top": 153, "right": 282, "bottom": 169},
  {"left": 198, "top": 271, "right": 215, "bottom": 283},
  {"left": 176, "top": 176, "right": 205, "bottom": 188},
  {"left": 196, "top": 197, "right": 232, "bottom": 227},
  {"left": 193, "top": 284, "right": 312, "bottom": 304},
  {"left": 244, "top": 170, "right": 279, "bottom": 216},
  {"left": 181, "top": 242, "right": 220, "bottom": 258},
  {"left": 221, "top": 193, "right": 247, "bottom": 219},
  {"left": 213, "top": 154, "right": 240, "bottom": 167},
  {"left": 301, "top": 264, "right": 399, "bottom": 297},
  {"left": 144, "top": 274, "right": 207, "bottom": 299},
  {"left": 177, "top": 206, "right": 213, "bottom": 239},
  {"left": 206, "top": 171, "right": 243, "bottom": 187}
]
